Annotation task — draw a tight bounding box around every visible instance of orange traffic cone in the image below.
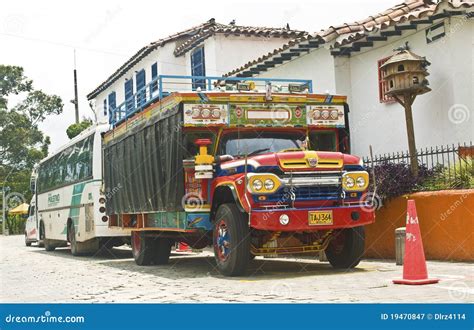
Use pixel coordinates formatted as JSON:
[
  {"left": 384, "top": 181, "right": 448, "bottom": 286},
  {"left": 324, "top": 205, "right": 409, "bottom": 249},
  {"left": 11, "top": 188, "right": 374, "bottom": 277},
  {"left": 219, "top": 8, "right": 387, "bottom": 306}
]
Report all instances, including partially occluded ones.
[
  {"left": 393, "top": 200, "right": 439, "bottom": 285},
  {"left": 176, "top": 242, "right": 190, "bottom": 252}
]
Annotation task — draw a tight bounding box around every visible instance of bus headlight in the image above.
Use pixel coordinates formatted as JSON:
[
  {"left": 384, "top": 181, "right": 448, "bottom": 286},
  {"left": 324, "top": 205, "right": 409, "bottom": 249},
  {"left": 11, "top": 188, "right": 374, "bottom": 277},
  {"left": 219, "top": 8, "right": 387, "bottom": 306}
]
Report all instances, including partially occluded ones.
[
  {"left": 342, "top": 171, "right": 369, "bottom": 191},
  {"left": 344, "top": 177, "right": 355, "bottom": 188},
  {"left": 248, "top": 174, "right": 281, "bottom": 194},
  {"left": 356, "top": 176, "right": 366, "bottom": 188},
  {"left": 252, "top": 179, "right": 263, "bottom": 191},
  {"left": 264, "top": 179, "right": 275, "bottom": 191}
]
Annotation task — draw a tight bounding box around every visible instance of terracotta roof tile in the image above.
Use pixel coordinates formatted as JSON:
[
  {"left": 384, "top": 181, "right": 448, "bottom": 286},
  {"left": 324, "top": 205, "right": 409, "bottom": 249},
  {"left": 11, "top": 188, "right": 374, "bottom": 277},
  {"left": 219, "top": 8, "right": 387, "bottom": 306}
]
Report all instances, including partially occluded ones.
[
  {"left": 87, "top": 19, "right": 307, "bottom": 99},
  {"left": 226, "top": 0, "right": 473, "bottom": 77}
]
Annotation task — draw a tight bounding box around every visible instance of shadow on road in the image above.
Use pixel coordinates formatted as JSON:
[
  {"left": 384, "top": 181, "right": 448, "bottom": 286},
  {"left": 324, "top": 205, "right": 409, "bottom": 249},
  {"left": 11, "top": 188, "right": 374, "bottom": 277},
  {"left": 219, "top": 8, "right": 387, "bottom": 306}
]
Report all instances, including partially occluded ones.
[{"left": 30, "top": 246, "right": 368, "bottom": 280}]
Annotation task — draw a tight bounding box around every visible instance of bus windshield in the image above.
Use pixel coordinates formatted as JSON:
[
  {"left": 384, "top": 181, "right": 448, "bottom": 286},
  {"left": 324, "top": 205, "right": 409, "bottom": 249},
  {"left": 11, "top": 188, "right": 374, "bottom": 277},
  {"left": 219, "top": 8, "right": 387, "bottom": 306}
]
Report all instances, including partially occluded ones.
[{"left": 219, "top": 130, "right": 306, "bottom": 158}]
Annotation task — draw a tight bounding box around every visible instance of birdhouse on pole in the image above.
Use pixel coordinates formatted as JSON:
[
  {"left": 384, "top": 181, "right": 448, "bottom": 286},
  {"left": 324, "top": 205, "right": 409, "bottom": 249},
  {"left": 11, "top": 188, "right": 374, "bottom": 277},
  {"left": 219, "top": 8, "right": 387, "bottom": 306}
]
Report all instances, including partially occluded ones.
[{"left": 381, "top": 45, "right": 431, "bottom": 176}]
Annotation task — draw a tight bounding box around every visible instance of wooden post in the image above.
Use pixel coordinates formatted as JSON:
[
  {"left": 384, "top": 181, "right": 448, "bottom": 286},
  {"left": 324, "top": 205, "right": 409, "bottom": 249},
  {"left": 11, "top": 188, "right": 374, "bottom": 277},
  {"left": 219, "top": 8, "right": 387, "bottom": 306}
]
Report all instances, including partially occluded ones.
[
  {"left": 394, "top": 93, "right": 419, "bottom": 176},
  {"left": 403, "top": 97, "right": 419, "bottom": 176}
]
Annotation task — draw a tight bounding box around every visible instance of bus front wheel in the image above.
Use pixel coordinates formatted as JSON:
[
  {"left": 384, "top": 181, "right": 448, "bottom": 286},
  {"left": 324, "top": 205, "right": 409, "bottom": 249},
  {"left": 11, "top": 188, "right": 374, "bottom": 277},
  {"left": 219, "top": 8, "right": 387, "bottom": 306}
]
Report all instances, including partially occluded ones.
[
  {"left": 325, "top": 226, "right": 365, "bottom": 269},
  {"left": 213, "top": 203, "right": 251, "bottom": 276}
]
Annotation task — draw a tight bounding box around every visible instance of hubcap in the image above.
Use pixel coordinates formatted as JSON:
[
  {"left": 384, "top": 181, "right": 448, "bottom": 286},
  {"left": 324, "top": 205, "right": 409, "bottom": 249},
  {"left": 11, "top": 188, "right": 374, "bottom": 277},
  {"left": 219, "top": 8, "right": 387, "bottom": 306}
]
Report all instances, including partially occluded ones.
[{"left": 215, "top": 220, "right": 230, "bottom": 261}]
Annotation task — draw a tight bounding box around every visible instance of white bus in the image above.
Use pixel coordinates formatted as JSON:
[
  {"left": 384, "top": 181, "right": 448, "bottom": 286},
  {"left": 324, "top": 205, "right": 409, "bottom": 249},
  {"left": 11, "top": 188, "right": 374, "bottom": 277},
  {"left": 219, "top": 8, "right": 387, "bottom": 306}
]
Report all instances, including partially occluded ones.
[{"left": 31, "top": 124, "right": 131, "bottom": 255}]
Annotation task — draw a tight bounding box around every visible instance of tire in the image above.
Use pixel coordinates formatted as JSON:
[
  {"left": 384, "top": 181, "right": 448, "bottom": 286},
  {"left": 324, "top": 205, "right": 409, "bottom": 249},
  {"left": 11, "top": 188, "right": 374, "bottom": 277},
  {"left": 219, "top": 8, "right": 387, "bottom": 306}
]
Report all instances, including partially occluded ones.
[
  {"left": 153, "top": 238, "right": 172, "bottom": 265},
  {"left": 44, "top": 239, "right": 56, "bottom": 251},
  {"left": 325, "top": 226, "right": 365, "bottom": 269},
  {"left": 131, "top": 231, "right": 154, "bottom": 266},
  {"left": 38, "top": 221, "right": 45, "bottom": 247},
  {"left": 213, "top": 203, "right": 250, "bottom": 276},
  {"left": 41, "top": 222, "right": 56, "bottom": 252},
  {"left": 25, "top": 233, "right": 32, "bottom": 247}
]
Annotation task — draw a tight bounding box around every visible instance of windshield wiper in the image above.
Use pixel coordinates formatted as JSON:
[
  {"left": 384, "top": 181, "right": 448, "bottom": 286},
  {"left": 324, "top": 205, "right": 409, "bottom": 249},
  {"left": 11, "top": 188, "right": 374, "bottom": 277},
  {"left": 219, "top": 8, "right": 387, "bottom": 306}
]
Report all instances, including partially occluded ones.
[{"left": 247, "top": 148, "right": 271, "bottom": 157}]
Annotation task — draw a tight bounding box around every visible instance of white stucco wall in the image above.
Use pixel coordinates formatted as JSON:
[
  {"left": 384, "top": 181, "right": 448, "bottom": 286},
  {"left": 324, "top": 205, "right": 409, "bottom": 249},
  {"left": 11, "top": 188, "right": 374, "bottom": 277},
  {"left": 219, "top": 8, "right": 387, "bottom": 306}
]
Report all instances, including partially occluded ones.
[
  {"left": 257, "top": 47, "right": 337, "bottom": 94},
  {"left": 348, "top": 17, "right": 473, "bottom": 157},
  {"left": 253, "top": 17, "right": 473, "bottom": 158},
  {"left": 93, "top": 34, "right": 300, "bottom": 123},
  {"left": 93, "top": 41, "right": 186, "bottom": 123}
]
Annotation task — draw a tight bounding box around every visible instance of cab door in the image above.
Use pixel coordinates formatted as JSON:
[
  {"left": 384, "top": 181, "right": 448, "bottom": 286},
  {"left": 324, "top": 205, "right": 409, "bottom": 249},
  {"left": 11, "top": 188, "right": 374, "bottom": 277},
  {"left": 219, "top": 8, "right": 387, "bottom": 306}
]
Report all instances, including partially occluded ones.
[{"left": 25, "top": 203, "right": 38, "bottom": 241}]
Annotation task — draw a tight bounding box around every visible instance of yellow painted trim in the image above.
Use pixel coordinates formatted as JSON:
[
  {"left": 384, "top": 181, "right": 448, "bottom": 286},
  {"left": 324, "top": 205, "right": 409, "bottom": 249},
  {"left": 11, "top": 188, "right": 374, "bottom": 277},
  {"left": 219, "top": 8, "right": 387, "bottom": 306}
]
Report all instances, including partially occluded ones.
[{"left": 279, "top": 151, "right": 343, "bottom": 169}]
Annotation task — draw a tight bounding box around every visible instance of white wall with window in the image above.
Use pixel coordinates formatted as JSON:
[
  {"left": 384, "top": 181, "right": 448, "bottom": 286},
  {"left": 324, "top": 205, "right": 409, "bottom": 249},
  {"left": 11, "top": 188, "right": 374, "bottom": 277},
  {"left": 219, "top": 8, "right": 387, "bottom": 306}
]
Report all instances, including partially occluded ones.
[{"left": 252, "top": 17, "right": 473, "bottom": 157}]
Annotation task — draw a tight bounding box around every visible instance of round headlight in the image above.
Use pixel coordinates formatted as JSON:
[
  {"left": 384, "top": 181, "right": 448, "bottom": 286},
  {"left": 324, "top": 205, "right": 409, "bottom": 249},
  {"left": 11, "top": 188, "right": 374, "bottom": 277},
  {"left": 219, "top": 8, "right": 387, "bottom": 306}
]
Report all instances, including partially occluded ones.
[
  {"left": 356, "top": 176, "right": 366, "bottom": 188},
  {"left": 321, "top": 110, "right": 330, "bottom": 119},
  {"left": 330, "top": 109, "right": 339, "bottom": 120},
  {"left": 252, "top": 179, "right": 263, "bottom": 191},
  {"left": 313, "top": 110, "right": 321, "bottom": 120},
  {"left": 264, "top": 179, "right": 275, "bottom": 191},
  {"left": 201, "top": 109, "right": 211, "bottom": 118},
  {"left": 345, "top": 177, "right": 355, "bottom": 188},
  {"left": 212, "top": 109, "right": 221, "bottom": 118}
]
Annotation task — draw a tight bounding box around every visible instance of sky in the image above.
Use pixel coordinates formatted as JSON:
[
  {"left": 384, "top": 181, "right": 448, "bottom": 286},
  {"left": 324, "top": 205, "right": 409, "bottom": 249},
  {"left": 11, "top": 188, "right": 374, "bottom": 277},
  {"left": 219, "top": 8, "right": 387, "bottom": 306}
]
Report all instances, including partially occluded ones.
[{"left": 0, "top": 0, "right": 400, "bottom": 152}]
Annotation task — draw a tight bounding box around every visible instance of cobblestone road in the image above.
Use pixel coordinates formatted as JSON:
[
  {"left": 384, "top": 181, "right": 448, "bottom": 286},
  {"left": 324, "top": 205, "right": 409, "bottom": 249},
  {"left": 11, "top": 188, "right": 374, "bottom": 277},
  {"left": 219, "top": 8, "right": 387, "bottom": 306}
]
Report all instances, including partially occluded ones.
[{"left": 1, "top": 235, "right": 472, "bottom": 303}]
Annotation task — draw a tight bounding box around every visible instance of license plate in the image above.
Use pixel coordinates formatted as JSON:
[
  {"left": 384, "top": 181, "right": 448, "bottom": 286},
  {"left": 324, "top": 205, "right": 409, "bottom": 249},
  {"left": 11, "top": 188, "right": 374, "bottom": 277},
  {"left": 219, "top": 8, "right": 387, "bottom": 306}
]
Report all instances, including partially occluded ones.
[{"left": 308, "top": 211, "right": 333, "bottom": 226}]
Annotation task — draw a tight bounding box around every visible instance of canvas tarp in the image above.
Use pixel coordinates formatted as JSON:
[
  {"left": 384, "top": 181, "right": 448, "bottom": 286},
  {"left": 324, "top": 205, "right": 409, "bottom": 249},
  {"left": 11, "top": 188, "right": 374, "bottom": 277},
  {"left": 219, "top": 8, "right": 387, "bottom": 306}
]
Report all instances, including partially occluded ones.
[{"left": 104, "top": 106, "right": 185, "bottom": 214}]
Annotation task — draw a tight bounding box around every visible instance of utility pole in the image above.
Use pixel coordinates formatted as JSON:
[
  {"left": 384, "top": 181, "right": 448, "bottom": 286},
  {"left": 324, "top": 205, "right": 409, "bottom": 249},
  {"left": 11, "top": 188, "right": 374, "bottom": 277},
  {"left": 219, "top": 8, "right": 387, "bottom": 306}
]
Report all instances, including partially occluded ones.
[{"left": 73, "top": 49, "right": 79, "bottom": 124}]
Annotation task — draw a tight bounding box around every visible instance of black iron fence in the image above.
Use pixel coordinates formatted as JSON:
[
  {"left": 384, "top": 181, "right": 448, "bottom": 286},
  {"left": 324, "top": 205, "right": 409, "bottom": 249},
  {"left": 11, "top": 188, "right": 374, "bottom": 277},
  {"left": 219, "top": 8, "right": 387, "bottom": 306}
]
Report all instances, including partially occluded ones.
[{"left": 363, "top": 142, "right": 474, "bottom": 191}]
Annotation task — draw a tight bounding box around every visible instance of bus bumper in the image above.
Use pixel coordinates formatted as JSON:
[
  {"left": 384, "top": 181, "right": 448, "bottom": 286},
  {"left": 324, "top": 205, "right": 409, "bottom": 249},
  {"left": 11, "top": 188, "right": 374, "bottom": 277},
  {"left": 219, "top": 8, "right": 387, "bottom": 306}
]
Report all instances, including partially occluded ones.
[{"left": 250, "top": 205, "right": 375, "bottom": 232}]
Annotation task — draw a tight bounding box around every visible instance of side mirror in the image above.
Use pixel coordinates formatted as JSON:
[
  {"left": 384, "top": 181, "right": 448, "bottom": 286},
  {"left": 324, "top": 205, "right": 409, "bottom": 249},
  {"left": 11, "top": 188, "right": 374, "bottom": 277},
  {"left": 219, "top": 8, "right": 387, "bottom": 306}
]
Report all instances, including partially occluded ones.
[{"left": 194, "top": 139, "right": 214, "bottom": 179}]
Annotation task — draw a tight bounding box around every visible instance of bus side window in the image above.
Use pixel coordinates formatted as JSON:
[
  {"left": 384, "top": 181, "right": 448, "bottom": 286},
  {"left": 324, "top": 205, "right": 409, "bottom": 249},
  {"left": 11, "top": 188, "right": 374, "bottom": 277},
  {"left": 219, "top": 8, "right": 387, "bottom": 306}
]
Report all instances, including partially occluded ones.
[{"left": 309, "top": 130, "right": 337, "bottom": 152}]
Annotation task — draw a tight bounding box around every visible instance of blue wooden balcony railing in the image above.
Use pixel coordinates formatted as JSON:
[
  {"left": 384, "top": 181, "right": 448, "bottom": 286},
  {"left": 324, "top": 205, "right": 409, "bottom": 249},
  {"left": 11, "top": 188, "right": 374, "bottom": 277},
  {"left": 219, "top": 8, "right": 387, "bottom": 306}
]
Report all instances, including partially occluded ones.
[{"left": 109, "top": 75, "right": 313, "bottom": 126}]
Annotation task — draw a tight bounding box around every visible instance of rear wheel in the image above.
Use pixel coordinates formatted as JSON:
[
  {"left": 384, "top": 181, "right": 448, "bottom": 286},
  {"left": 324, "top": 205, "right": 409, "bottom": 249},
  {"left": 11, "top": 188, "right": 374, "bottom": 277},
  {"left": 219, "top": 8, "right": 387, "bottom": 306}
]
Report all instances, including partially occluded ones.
[
  {"left": 42, "top": 222, "right": 56, "bottom": 252},
  {"left": 325, "top": 226, "right": 365, "bottom": 269},
  {"left": 153, "top": 238, "right": 172, "bottom": 265},
  {"left": 131, "top": 231, "right": 154, "bottom": 266},
  {"left": 213, "top": 203, "right": 250, "bottom": 276},
  {"left": 24, "top": 232, "right": 32, "bottom": 247},
  {"left": 44, "top": 239, "right": 56, "bottom": 251}
]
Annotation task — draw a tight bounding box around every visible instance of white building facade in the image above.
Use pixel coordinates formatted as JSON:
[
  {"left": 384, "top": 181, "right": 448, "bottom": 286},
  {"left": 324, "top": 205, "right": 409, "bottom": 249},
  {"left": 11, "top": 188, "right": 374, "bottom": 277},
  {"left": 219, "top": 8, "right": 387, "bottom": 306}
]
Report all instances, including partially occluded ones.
[
  {"left": 87, "top": 19, "right": 306, "bottom": 124},
  {"left": 227, "top": 0, "right": 473, "bottom": 157}
]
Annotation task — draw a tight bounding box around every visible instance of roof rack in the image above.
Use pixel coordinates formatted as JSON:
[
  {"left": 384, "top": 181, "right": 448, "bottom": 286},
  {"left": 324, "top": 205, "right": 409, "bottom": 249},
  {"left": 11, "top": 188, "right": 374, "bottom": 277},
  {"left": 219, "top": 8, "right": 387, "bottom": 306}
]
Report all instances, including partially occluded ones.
[{"left": 109, "top": 75, "right": 313, "bottom": 126}]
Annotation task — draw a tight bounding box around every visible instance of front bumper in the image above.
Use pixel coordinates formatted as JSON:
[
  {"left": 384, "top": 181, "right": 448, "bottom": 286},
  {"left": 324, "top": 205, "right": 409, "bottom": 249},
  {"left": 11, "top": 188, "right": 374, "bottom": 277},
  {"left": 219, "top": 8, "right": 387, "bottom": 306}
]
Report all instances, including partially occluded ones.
[{"left": 250, "top": 204, "right": 375, "bottom": 231}]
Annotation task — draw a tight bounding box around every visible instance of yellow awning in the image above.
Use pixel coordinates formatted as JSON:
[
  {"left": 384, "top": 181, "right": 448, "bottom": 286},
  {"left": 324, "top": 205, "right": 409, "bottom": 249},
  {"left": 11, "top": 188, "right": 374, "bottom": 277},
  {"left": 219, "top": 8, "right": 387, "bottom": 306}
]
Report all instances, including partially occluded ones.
[{"left": 9, "top": 203, "right": 29, "bottom": 215}]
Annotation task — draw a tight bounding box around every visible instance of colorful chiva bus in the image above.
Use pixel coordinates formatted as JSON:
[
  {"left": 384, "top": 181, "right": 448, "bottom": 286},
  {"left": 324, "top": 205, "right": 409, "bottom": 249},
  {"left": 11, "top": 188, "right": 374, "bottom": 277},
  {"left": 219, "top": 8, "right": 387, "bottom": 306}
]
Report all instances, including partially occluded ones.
[
  {"left": 30, "top": 124, "right": 131, "bottom": 255},
  {"left": 103, "top": 75, "right": 376, "bottom": 276}
]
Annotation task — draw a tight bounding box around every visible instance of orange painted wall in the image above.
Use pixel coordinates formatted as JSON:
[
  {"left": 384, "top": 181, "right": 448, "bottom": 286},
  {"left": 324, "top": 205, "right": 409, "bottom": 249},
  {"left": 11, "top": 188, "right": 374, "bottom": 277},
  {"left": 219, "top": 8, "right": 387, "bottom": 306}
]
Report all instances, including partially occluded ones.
[{"left": 364, "top": 189, "right": 474, "bottom": 261}]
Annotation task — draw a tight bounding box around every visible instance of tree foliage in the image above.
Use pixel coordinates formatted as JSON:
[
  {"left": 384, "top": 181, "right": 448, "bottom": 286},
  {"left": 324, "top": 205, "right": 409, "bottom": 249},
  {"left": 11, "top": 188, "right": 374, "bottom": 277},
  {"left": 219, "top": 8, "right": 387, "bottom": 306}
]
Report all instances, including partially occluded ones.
[
  {"left": 0, "top": 65, "right": 63, "bottom": 208},
  {"left": 66, "top": 118, "right": 93, "bottom": 139}
]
